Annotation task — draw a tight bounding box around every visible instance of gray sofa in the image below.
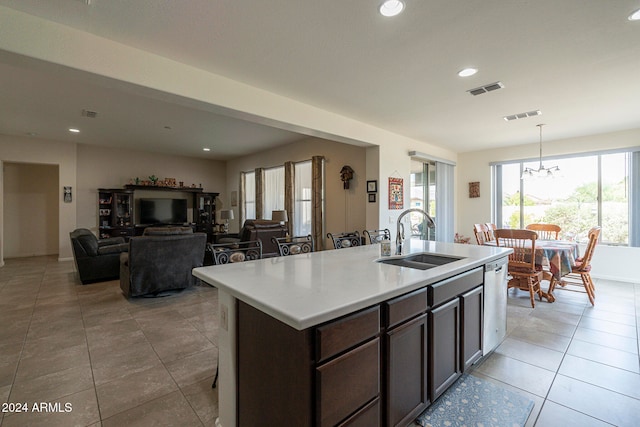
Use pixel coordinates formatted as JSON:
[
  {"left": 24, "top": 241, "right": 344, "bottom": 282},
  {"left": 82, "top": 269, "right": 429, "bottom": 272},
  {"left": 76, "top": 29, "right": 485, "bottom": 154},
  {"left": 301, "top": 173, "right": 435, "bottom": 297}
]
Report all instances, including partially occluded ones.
[
  {"left": 70, "top": 228, "right": 129, "bottom": 284},
  {"left": 120, "top": 226, "right": 207, "bottom": 298}
]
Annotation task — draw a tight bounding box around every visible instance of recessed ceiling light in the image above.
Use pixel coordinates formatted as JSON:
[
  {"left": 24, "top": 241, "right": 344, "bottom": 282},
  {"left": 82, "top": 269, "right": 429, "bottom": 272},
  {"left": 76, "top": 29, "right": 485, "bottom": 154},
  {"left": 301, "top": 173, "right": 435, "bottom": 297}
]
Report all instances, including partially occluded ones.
[
  {"left": 68, "top": 128, "right": 80, "bottom": 133},
  {"left": 458, "top": 68, "right": 478, "bottom": 77},
  {"left": 379, "top": 0, "right": 404, "bottom": 17},
  {"left": 629, "top": 8, "right": 640, "bottom": 21},
  {"left": 203, "top": 148, "right": 211, "bottom": 152}
]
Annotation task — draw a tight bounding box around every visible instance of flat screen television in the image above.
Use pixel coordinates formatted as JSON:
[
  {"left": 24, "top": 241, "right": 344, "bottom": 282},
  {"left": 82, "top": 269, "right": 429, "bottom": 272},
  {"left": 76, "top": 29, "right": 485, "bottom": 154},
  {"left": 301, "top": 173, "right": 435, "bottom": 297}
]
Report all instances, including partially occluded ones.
[{"left": 139, "top": 198, "right": 188, "bottom": 225}]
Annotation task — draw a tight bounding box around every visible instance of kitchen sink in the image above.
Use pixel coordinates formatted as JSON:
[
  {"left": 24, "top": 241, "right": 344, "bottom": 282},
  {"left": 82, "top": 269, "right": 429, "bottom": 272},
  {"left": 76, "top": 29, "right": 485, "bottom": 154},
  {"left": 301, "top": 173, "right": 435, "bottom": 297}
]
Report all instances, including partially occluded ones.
[{"left": 375, "top": 253, "right": 464, "bottom": 270}]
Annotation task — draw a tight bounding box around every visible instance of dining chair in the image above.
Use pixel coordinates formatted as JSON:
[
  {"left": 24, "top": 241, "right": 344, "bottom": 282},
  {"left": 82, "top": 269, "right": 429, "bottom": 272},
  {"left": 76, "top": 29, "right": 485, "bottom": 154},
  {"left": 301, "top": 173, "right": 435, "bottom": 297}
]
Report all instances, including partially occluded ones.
[
  {"left": 327, "top": 231, "right": 361, "bottom": 249},
  {"left": 494, "top": 228, "right": 544, "bottom": 308},
  {"left": 363, "top": 228, "right": 391, "bottom": 244},
  {"left": 272, "top": 235, "right": 314, "bottom": 256},
  {"left": 525, "top": 223, "right": 561, "bottom": 240},
  {"left": 549, "top": 226, "right": 600, "bottom": 305},
  {"left": 473, "top": 223, "right": 495, "bottom": 245},
  {"left": 208, "top": 240, "right": 263, "bottom": 388}
]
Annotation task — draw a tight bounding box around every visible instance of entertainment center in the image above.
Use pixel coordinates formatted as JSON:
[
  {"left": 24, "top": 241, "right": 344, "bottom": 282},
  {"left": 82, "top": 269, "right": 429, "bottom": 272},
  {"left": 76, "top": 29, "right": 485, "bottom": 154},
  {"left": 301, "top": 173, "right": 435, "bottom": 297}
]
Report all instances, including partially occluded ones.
[{"left": 98, "top": 185, "right": 219, "bottom": 240}]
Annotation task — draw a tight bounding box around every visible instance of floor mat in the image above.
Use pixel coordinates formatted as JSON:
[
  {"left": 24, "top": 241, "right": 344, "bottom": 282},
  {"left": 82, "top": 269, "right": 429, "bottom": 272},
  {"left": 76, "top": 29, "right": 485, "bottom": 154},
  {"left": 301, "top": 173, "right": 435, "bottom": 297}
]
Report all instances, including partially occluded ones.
[{"left": 415, "top": 374, "right": 534, "bottom": 427}]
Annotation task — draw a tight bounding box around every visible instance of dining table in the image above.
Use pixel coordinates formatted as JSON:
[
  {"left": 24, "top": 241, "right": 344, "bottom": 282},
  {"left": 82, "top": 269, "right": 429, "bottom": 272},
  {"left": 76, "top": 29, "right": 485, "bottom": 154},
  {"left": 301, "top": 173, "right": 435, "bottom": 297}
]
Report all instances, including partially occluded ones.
[{"left": 484, "top": 238, "right": 580, "bottom": 302}]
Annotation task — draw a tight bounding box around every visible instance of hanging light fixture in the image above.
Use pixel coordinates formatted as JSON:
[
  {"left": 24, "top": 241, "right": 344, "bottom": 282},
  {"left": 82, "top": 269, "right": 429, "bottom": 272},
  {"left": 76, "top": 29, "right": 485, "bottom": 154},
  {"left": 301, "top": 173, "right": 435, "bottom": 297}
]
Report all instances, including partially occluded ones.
[{"left": 521, "top": 124, "right": 560, "bottom": 179}]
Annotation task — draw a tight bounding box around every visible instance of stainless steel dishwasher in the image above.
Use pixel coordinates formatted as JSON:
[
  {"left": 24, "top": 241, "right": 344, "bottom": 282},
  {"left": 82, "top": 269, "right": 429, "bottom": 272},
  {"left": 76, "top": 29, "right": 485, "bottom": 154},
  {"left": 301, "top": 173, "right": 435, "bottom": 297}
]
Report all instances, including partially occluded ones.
[{"left": 483, "top": 256, "right": 508, "bottom": 354}]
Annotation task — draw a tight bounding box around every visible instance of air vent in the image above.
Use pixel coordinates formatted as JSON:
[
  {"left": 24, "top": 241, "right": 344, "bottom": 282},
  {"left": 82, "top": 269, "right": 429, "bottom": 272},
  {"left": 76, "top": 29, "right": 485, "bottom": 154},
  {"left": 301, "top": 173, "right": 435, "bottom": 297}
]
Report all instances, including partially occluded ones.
[
  {"left": 467, "top": 81, "right": 504, "bottom": 96},
  {"left": 503, "top": 110, "right": 541, "bottom": 121},
  {"left": 81, "top": 109, "right": 98, "bottom": 118}
]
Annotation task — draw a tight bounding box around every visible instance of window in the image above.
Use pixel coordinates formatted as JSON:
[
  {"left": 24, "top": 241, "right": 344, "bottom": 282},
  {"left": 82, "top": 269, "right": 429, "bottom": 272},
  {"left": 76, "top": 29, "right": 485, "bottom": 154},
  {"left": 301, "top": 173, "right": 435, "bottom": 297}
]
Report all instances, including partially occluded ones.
[
  {"left": 494, "top": 150, "right": 636, "bottom": 246},
  {"left": 263, "top": 166, "right": 284, "bottom": 219},
  {"left": 244, "top": 171, "right": 255, "bottom": 220},
  {"left": 295, "top": 161, "right": 312, "bottom": 236}
]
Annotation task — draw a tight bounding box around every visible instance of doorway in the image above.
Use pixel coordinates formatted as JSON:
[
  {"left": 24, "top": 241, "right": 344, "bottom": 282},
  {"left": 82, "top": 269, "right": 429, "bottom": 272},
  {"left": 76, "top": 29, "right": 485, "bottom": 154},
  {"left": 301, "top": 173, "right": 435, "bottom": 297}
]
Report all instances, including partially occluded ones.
[
  {"left": 3, "top": 162, "right": 59, "bottom": 258},
  {"left": 409, "top": 159, "right": 436, "bottom": 241}
]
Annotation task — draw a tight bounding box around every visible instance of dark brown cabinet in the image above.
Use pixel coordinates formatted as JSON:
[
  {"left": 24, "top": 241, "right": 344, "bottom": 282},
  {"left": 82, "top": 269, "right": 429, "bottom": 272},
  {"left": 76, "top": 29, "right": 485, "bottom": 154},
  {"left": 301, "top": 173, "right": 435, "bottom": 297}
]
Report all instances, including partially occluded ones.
[
  {"left": 193, "top": 192, "right": 218, "bottom": 240},
  {"left": 385, "top": 313, "right": 428, "bottom": 427},
  {"left": 429, "top": 297, "right": 461, "bottom": 400},
  {"left": 98, "top": 188, "right": 134, "bottom": 239},
  {"left": 235, "top": 266, "right": 486, "bottom": 427},
  {"left": 461, "top": 285, "right": 484, "bottom": 371}
]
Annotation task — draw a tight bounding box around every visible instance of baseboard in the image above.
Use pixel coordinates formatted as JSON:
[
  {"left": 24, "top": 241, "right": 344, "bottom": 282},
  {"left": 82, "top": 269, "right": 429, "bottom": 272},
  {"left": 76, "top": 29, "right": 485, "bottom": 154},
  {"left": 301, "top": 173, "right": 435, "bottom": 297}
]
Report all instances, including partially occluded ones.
[{"left": 58, "top": 256, "right": 74, "bottom": 262}]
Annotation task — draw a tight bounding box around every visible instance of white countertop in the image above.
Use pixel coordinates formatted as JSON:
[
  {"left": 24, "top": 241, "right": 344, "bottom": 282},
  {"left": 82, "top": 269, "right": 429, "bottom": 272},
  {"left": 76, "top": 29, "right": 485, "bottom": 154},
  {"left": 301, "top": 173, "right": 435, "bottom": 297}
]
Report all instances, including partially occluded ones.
[{"left": 192, "top": 239, "right": 511, "bottom": 330}]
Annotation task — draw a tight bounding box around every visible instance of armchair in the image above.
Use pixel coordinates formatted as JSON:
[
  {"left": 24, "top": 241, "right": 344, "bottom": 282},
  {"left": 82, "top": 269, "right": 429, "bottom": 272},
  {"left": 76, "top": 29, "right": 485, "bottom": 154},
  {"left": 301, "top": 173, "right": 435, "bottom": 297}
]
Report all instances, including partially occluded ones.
[
  {"left": 119, "top": 227, "right": 206, "bottom": 297},
  {"left": 70, "top": 228, "right": 128, "bottom": 284},
  {"left": 219, "top": 219, "right": 287, "bottom": 258}
]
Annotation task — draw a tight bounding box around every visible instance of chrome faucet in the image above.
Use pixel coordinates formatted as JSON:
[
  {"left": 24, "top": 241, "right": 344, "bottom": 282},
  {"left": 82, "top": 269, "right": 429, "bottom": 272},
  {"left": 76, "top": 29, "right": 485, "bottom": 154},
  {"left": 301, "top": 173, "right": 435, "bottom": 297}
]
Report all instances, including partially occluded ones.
[{"left": 396, "top": 208, "right": 436, "bottom": 255}]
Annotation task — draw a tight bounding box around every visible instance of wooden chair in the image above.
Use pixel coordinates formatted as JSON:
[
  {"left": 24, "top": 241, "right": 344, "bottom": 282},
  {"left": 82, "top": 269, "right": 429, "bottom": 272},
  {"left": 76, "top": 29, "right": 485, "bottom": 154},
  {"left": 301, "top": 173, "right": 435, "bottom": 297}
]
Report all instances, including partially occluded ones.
[
  {"left": 272, "top": 235, "right": 314, "bottom": 256},
  {"left": 473, "top": 223, "right": 495, "bottom": 245},
  {"left": 549, "top": 226, "right": 600, "bottom": 305},
  {"left": 363, "top": 229, "right": 391, "bottom": 244},
  {"left": 207, "top": 240, "right": 262, "bottom": 388},
  {"left": 327, "top": 231, "right": 361, "bottom": 249},
  {"left": 525, "top": 223, "right": 561, "bottom": 240},
  {"left": 494, "top": 229, "right": 544, "bottom": 308}
]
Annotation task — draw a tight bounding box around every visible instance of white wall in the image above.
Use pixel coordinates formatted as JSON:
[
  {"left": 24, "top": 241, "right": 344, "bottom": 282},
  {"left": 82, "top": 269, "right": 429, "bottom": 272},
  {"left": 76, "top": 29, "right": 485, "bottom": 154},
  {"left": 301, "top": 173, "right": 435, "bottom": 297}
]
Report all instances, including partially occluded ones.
[
  {"left": 76, "top": 144, "right": 226, "bottom": 233},
  {"left": 457, "top": 128, "right": 640, "bottom": 283},
  {"left": 226, "top": 137, "right": 368, "bottom": 249},
  {"left": 0, "top": 134, "right": 77, "bottom": 263},
  {"left": 3, "top": 162, "right": 59, "bottom": 258}
]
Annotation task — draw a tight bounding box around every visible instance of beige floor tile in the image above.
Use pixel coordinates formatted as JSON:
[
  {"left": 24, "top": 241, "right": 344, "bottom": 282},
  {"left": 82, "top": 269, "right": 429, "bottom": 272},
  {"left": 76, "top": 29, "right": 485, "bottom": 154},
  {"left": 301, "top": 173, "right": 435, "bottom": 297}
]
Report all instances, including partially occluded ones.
[
  {"left": 181, "top": 376, "right": 219, "bottom": 425},
  {"left": 15, "top": 343, "right": 90, "bottom": 382},
  {"left": 95, "top": 364, "right": 178, "bottom": 419},
  {"left": 101, "top": 390, "right": 202, "bottom": 427},
  {"left": 90, "top": 340, "right": 162, "bottom": 386},
  {"left": 1, "top": 387, "right": 100, "bottom": 427},
  {"left": 10, "top": 364, "right": 94, "bottom": 404},
  {"left": 165, "top": 348, "right": 217, "bottom": 388}
]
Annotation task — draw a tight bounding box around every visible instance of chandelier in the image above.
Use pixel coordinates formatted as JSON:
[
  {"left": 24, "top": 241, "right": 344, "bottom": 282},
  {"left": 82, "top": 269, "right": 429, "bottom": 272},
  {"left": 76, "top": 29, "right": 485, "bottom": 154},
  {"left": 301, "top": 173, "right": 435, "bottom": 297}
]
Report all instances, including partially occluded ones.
[{"left": 521, "top": 124, "right": 560, "bottom": 179}]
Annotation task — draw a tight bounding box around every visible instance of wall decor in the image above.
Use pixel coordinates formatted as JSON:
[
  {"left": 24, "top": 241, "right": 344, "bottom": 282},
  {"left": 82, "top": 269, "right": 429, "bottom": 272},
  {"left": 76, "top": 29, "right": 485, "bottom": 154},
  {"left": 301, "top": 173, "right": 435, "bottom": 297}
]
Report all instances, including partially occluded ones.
[
  {"left": 367, "top": 180, "right": 377, "bottom": 193},
  {"left": 388, "top": 177, "right": 404, "bottom": 210},
  {"left": 63, "top": 186, "right": 72, "bottom": 203},
  {"left": 340, "top": 165, "right": 354, "bottom": 189},
  {"left": 231, "top": 191, "right": 238, "bottom": 207},
  {"left": 368, "top": 193, "right": 376, "bottom": 203},
  {"left": 469, "top": 181, "right": 480, "bottom": 198}
]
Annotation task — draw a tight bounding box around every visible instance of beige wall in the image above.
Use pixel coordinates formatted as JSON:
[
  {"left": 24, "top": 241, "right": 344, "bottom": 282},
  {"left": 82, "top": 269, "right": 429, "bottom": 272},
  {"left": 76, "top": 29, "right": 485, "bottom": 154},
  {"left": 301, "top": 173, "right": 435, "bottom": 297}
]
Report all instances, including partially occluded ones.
[
  {"left": 3, "top": 162, "right": 59, "bottom": 258},
  {"left": 226, "top": 137, "right": 368, "bottom": 249},
  {"left": 457, "top": 128, "right": 640, "bottom": 282},
  {"left": 76, "top": 144, "right": 226, "bottom": 233},
  {"left": 0, "top": 134, "right": 77, "bottom": 264}
]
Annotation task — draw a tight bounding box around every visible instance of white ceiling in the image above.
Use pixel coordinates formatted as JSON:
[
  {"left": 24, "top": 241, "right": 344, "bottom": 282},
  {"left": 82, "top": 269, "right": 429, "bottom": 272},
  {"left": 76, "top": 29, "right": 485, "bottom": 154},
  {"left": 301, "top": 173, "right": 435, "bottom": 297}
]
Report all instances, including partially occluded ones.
[{"left": 1, "top": 0, "right": 639, "bottom": 160}]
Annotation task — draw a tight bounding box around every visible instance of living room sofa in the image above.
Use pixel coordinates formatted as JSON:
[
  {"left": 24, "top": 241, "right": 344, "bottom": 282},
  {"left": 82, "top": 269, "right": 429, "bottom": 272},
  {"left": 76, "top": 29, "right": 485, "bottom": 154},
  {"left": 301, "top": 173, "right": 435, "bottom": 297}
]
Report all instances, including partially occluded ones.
[
  {"left": 120, "top": 226, "right": 207, "bottom": 298},
  {"left": 69, "top": 228, "right": 129, "bottom": 284}
]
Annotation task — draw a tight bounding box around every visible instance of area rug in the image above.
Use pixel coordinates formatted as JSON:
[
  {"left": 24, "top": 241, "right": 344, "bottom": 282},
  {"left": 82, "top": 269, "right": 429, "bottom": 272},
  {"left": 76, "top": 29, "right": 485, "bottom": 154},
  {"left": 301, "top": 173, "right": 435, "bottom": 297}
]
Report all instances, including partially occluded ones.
[{"left": 415, "top": 374, "right": 534, "bottom": 427}]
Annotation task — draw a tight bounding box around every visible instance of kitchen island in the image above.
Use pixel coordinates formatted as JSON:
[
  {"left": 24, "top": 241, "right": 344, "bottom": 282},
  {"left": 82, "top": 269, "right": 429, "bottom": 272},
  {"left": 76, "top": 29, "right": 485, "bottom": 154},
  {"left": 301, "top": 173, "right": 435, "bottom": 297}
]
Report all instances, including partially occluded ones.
[{"left": 193, "top": 239, "right": 511, "bottom": 427}]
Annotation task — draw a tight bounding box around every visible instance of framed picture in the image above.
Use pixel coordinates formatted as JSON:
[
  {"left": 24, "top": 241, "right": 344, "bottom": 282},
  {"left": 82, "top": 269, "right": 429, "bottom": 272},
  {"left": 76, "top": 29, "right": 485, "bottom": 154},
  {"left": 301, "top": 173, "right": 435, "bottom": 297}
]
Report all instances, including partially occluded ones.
[
  {"left": 469, "top": 182, "right": 480, "bottom": 198},
  {"left": 388, "top": 177, "right": 404, "bottom": 209},
  {"left": 231, "top": 190, "right": 238, "bottom": 207},
  {"left": 367, "top": 180, "right": 378, "bottom": 193},
  {"left": 368, "top": 193, "right": 376, "bottom": 203}
]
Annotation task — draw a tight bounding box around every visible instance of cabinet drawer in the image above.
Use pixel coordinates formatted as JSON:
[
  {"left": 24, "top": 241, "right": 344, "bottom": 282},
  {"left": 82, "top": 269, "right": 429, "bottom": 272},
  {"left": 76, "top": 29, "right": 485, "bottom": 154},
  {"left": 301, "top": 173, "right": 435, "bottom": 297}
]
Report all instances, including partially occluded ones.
[
  {"left": 384, "top": 287, "right": 428, "bottom": 328},
  {"left": 339, "top": 397, "right": 380, "bottom": 427},
  {"left": 317, "top": 338, "right": 380, "bottom": 427},
  {"left": 316, "top": 306, "right": 380, "bottom": 363},
  {"left": 429, "top": 267, "right": 483, "bottom": 307}
]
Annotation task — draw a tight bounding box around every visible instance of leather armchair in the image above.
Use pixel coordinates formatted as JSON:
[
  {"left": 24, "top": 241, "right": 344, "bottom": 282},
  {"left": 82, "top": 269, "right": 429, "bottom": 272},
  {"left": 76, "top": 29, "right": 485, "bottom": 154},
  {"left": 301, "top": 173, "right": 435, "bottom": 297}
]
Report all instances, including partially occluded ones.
[
  {"left": 220, "top": 220, "right": 287, "bottom": 258},
  {"left": 69, "top": 228, "right": 128, "bottom": 284},
  {"left": 120, "top": 226, "right": 206, "bottom": 297}
]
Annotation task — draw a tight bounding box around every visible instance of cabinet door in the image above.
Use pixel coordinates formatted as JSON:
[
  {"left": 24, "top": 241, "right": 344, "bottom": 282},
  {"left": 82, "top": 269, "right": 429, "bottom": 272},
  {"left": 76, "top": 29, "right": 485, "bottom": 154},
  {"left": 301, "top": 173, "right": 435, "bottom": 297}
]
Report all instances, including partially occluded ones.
[
  {"left": 385, "top": 313, "right": 428, "bottom": 427},
  {"left": 461, "top": 285, "right": 483, "bottom": 371},
  {"left": 430, "top": 298, "right": 461, "bottom": 400}
]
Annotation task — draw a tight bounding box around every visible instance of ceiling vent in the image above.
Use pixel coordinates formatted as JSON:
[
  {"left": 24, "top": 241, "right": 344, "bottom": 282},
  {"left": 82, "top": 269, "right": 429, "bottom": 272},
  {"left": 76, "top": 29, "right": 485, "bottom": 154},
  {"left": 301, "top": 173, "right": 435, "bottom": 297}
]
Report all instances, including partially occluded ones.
[
  {"left": 503, "top": 110, "right": 541, "bottom": 121},
  {"left": 81, "top": 109, "right": 98, "bottom": 118},
  {"left": 467, "top": 81, "right": 504, "bottom": 96}
]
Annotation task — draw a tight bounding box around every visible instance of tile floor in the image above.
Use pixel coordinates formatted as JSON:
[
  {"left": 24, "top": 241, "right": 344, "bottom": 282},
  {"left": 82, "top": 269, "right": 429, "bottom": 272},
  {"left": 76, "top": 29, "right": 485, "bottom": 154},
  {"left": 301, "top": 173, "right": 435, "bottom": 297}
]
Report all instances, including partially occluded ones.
[{"left": 0, "top": 255, "right": 639, "bottom": 426}]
